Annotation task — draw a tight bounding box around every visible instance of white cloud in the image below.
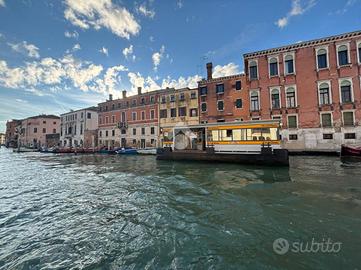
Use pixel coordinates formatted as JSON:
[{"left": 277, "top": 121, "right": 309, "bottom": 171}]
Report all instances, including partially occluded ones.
[
  {"left": 64, "top": 0, "right": 141, "bottom": 39},
  {"left": 64, "top": 30, "right": 79, "bottom": 39},
  {"left": 0, "top": 0, "right": 5, "bottom": 7},
  {"left": 152, "top": 45, "right": 165, "bottom": 71},
  {"left": 102, "top": 65, "right": 128, "bottom": 94},
  {"left": 127, "top": 72, "right": 201, "bottom": 95},
  {"left": 212, "top": 62, "right": 241, "bottom": 78},
  {"left": 334, "top": 0, "right": 358, "bottom": 14},
  {"left": 275, "top": 0, "right": 316, "bottom": 28},
  {"left": 176, "top": 0, "right": 183, "bottom": 9},
  {"left": 9, "top": 41, "right": 40, "bottom": 58},
  {"left": 122, "top": 44, "right": 134, "bottom": 59},
  {"left": 99, "top": 47, "right": 109, "bottom": 56},
  {"left": 136, "top": 3, "right": 155, "bottom": 18},
  {"left": 149, "top": 36, "right": 155, "bottom": 42}
]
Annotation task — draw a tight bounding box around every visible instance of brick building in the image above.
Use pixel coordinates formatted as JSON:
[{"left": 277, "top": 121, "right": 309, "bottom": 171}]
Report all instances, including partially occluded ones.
[
  {"left": 198, "top": 62, "right": 248, "bottom": 124},
  {"left": 243, "top": 30, "right": 361, "bottom": 151},
  {"left": 98, "top": 88, "right": 160, "bottom": 149},
  {"left": 159, "top": 87, "right": 199, "bottom": 146},
  {"left": 5, "top": 119, "right": 22, "bottom": 147}
]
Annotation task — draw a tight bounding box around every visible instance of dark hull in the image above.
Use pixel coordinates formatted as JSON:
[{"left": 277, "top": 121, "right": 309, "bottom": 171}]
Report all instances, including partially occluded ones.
[
  {"left": 341, "top": 145, "right": 361, "bottom": 157},
  {"left": 156, "top": 148, "right": 289, "bottom": 166}
]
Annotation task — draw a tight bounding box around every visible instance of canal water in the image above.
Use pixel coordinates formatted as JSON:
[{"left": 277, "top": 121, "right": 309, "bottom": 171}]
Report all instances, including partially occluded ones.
[{"left": 0, "top": 148, "right": 360, "bottom": 269}]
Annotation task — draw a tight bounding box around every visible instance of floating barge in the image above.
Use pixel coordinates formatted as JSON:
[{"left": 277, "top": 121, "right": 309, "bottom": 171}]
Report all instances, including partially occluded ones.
[{"left": 157, "top": 120, "right": 289, "bottom": 166}]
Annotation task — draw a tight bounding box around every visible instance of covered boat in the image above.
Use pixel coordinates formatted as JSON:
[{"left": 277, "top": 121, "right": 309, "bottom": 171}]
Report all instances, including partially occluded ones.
[
  {"left": 116, "top": 148, "right": 138, "bottom": 155},
  {"left": 157, "top": 120, "right": 289, "bottom": 166}
]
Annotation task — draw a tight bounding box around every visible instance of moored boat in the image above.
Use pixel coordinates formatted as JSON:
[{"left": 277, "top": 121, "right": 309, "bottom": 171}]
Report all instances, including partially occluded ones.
[
  {"left": 137, "top": 148, "right": 157, "bottom": 155},
  {"left": 157, "top": 120, "right": 289, "bottom": 166},
  {"left": 13, "top": 147, "right": 39, "bottom": 153},
  {"left": 340, "top": 144, "right": 361, "bottom": 161},
  {"left": 116, "top": 147, "right": 138, "bottom": 155}
]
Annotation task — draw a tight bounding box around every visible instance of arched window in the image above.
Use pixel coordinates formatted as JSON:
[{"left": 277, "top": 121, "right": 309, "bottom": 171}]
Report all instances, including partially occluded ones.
[
  {"left": 269, "top": 57, "right": 278, "bottom": 76},
  {"left": 358, "top": 42, "right": 361, "bottom": 64},
  {"left": 271, "top": 89, "right": 280, "bottom": 109},
  {"left": 284, "top": 54, "right": 294, "bottom": 74},
  {"left": 249, "top": 61, "right": 258, "bottom": 80},
  {"left": 317, "top": 48, "right": 328, "bottom": 69},
  {"left": 286, "top": 87, "right": 296, "bottom": 108},
  {"left": 319, "top": 83, "right": 330, "bottom": 105},
  {"left": 340, "top": 80, "right": 352, "bottom": 103},
  {"left": 337, "top": 45, "right": 349, "bottom": 66},
  {"left": 250, "top": 91, "right": 259, "bottom": 111}
]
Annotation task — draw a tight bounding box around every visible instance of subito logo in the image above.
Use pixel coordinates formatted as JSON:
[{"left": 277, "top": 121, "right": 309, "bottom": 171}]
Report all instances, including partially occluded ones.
[{"left": 273, "top": 238, "right": 290, "bottom": 255}]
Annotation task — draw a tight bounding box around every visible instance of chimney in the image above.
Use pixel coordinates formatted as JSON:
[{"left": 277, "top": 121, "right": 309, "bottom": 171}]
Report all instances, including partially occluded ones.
[
  {"left": 206, "top": 62, "right": 213, "bottom": 80},
  {"left": 137, "top": 86, "right": 142, "bottom": 95},
  {"left": 122, "top": 90, "right": 127, "bottom": 99},
  {"left": 109, "top": 94, "right": 113, "bottom": 101}
]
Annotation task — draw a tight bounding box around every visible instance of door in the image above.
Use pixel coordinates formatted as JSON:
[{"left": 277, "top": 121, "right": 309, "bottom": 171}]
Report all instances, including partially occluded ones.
[{"left": 141, "top": 139, "right": 146, "bottom": 149}]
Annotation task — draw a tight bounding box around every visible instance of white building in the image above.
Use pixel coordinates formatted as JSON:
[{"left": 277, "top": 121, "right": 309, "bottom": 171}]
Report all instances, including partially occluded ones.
[{"left": 60, "top": 107, "right": 98, "bottom": 148}]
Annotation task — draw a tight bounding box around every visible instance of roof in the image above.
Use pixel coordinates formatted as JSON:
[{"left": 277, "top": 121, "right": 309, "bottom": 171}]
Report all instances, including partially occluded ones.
[
  {"left": 26, "top": 114, "right": 60, "bottom": 120},
  {"left": 243, "top": 29, "right": 361, "bottom": 59},
  {"left": 60, "top": 106, "right": 98, "bottom": 116},
  {"left": 198, "top": 73, "right": 245, "bottom": 85}
]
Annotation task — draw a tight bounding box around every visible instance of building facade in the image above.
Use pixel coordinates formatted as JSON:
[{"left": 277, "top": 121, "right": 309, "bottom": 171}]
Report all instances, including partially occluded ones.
[
  {"left": 243, "top": 30, "right": 361, "bottom": 151},
  {"left": 198, "top": 62, "right": 248, "bottom": 124},
  {"left": 98, "top": 88, "right": 160, "bottom": 149},
  {"left": 5, "top": 119, "right": 22, "bottom": 147},
  {"left": 60, "top": 107, "right": 98, "bottom": 148},
  {"left": 0, "top": 133, "right": 5, "bottom": 145},
  {"left": 18, "top": 115, "right": 60, "bottom": 148},
  {"left": 159, "top": 87, "right": 199, "bottom": 146}
]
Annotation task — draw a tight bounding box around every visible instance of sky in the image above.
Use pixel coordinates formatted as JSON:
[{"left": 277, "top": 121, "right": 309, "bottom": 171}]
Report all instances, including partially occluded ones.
[{"left": 0, "top": 0, "right": 360, "bottom": 132}]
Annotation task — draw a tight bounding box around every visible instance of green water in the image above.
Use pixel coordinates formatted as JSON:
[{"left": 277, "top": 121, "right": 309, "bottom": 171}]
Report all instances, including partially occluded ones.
[{"left": 0, "top": 148, "right": 360, "bottom": 269}]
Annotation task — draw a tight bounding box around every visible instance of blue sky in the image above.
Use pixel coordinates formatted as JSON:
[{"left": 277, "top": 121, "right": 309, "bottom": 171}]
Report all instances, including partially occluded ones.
[{"left": 0, "top": 0, "right": 360, "bottom": 132}]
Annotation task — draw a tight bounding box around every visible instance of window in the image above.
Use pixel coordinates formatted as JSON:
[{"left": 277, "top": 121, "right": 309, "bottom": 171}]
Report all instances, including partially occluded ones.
[
  {"left": 288, "top": 115, "right": 297, "bottom": 128},
  {"left": 150, "top": 127, "right": 155, "bottom": 135},
  {"left": 340, "top": 80, "right": 352, "bottom": 103},
  {"left": 112, "top": 115, "right": 115, "bottom": 123},
  {"left": 53, "top": 121, "right": 56, "bottom": 125},
  {"left": 53, "top": 129, "right": 56, "bottom": 134},
  {"left": 179, "top": 93, "right": 185, "bottom": 101},
  {"left": 337, "top": 45, "right": 349, "bottom": 66},
  {"left": 216, "top": 84, "right": 224, "bottom": 94},
  {"left": 99, "top": 131, "right": 102, "bottom": 137},
  {"left": 150, "top": 110, "right": 155, "bottom": 119},
  {"left": 43, "top": 121, "right": 46, "bottom": 124},
  {"left": 133, "top": 139, "right": 137, "bottom": 145},
  {"left": 160, "top": 109, "right": 167, "bottom": 118},
  {"left": 141, "top": 98, "right": 145, "bottom": 105},
  {"left": 317, "top": 48, "right": 328, "bottom": 69},
  {"left": 217, "top": 100, "right": 224, "bottom": 111},
  {"left": 345, "top": 133, "right": 356, "bottom": 139},
  {"left": 141, "top": 128, "right": 145, "bottom": 135},
  {"left": 161, "top": 96, "right": 166, "bottom": 104},
  {"left": 121, "top": 111, "right": 126, "bottom": 122},
  {"left": 321, "top": 113, "right": 332, "bottom": 127},
  {"left": 289, "top": 134, "right": 298, "bottom": 140},
  {"left": 323, "top": 134, "right": 333, "bottom": 140},
  {"left": 112, "top": 104, "right": 115, "bottom": 110},
  {"left": 132, "top": 99, "right": 137, "bottom": 107},
  {"left": 141, "top": 111, "right": 145, "bottom": 120},
  {"left": 235, "top": 80, "right": 242, "bottom": 90},
  {"left": 171, "top": 108, "right": 177, "bottom": 117},
  {"left": 43, "top": 128, "right": 46, "bottom": 133},
  {"left": 132, "top": 112, "right": 137, "bottom": 121},
  {"left": 358, "top": 42, "right": 361, "bottom": 64},
  {"left": 112, "top": 130, "right": 115, "bottom": 136},
  {"left": 170, "top": 95, "right": 175, "bottom": 102},
  {"left": 179, "top": 107, "right": 186, "bottom": 116},
  {"left": 249, "top": 60, "right": 258, "bottom": 80},
  {"left": 269, "top": 57, "right": 278, "bottom": 76},
  {"left": 271, "top": 89, "right": 280, "bottom": 109},
  {"left": 105, "top": 116, "right": 109, "bottom": 124},
  {"left": 151, "top": 139, "right": 155, "bottom": 145},
  {"left": 343, "top": 111, "right": 354, "bottom": 126},
  {"left": 319, "top": 82, "right": 331, "bottom": 105},
  {"left": 191, "top": 92, "right": 197, "bottom": 99},
  {"left": 235, "top": 98, "right": 242, "bottom": 108},
  {"left": 190, "top": 108, "right": 198, "bottom": 117},
  {"left": 200, "top": 86, "right": 207, "bottom": 96},
  {"left": 105, "top": 130, "right": 108, "bottom": 137},
  {"left": 284, "top": 54, "right": 294, "bottom": 74},
  {"left": 250, "top": 91, "right": 259, "bottom": 111},
  {"left": 272, "top": 115, "right": 282, "bottom": 120},
  {"left": 118, "top": 103, "right": 121, "bottom": 108},
  {"left": 34, "top": 128, "right": 37, "bottom": 133},
  {"left": 286, "top": 87, "right": 296, "bottom": 108},
  {"left": 150, "top": 96, "right": 155, "bottom": 104},
  {"left": 80, "top": 123, "right": 83, "bottom": 135},
  {"left": 133, "top": 128, "right": 136, "bottom": 135},
  {"left": 201, "top": 102, "right": 207, "bottom": 112}
]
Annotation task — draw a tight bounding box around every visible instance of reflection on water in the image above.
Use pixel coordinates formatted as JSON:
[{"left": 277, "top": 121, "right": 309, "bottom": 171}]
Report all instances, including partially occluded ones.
[{"left": 0, "top": 148, "right": 360, "bottom": 269}]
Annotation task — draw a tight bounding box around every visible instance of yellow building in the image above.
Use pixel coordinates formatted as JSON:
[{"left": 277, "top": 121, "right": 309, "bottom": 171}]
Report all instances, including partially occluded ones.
[{"left": 158, "top": 87, "right": 199, "bottom": 147}]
